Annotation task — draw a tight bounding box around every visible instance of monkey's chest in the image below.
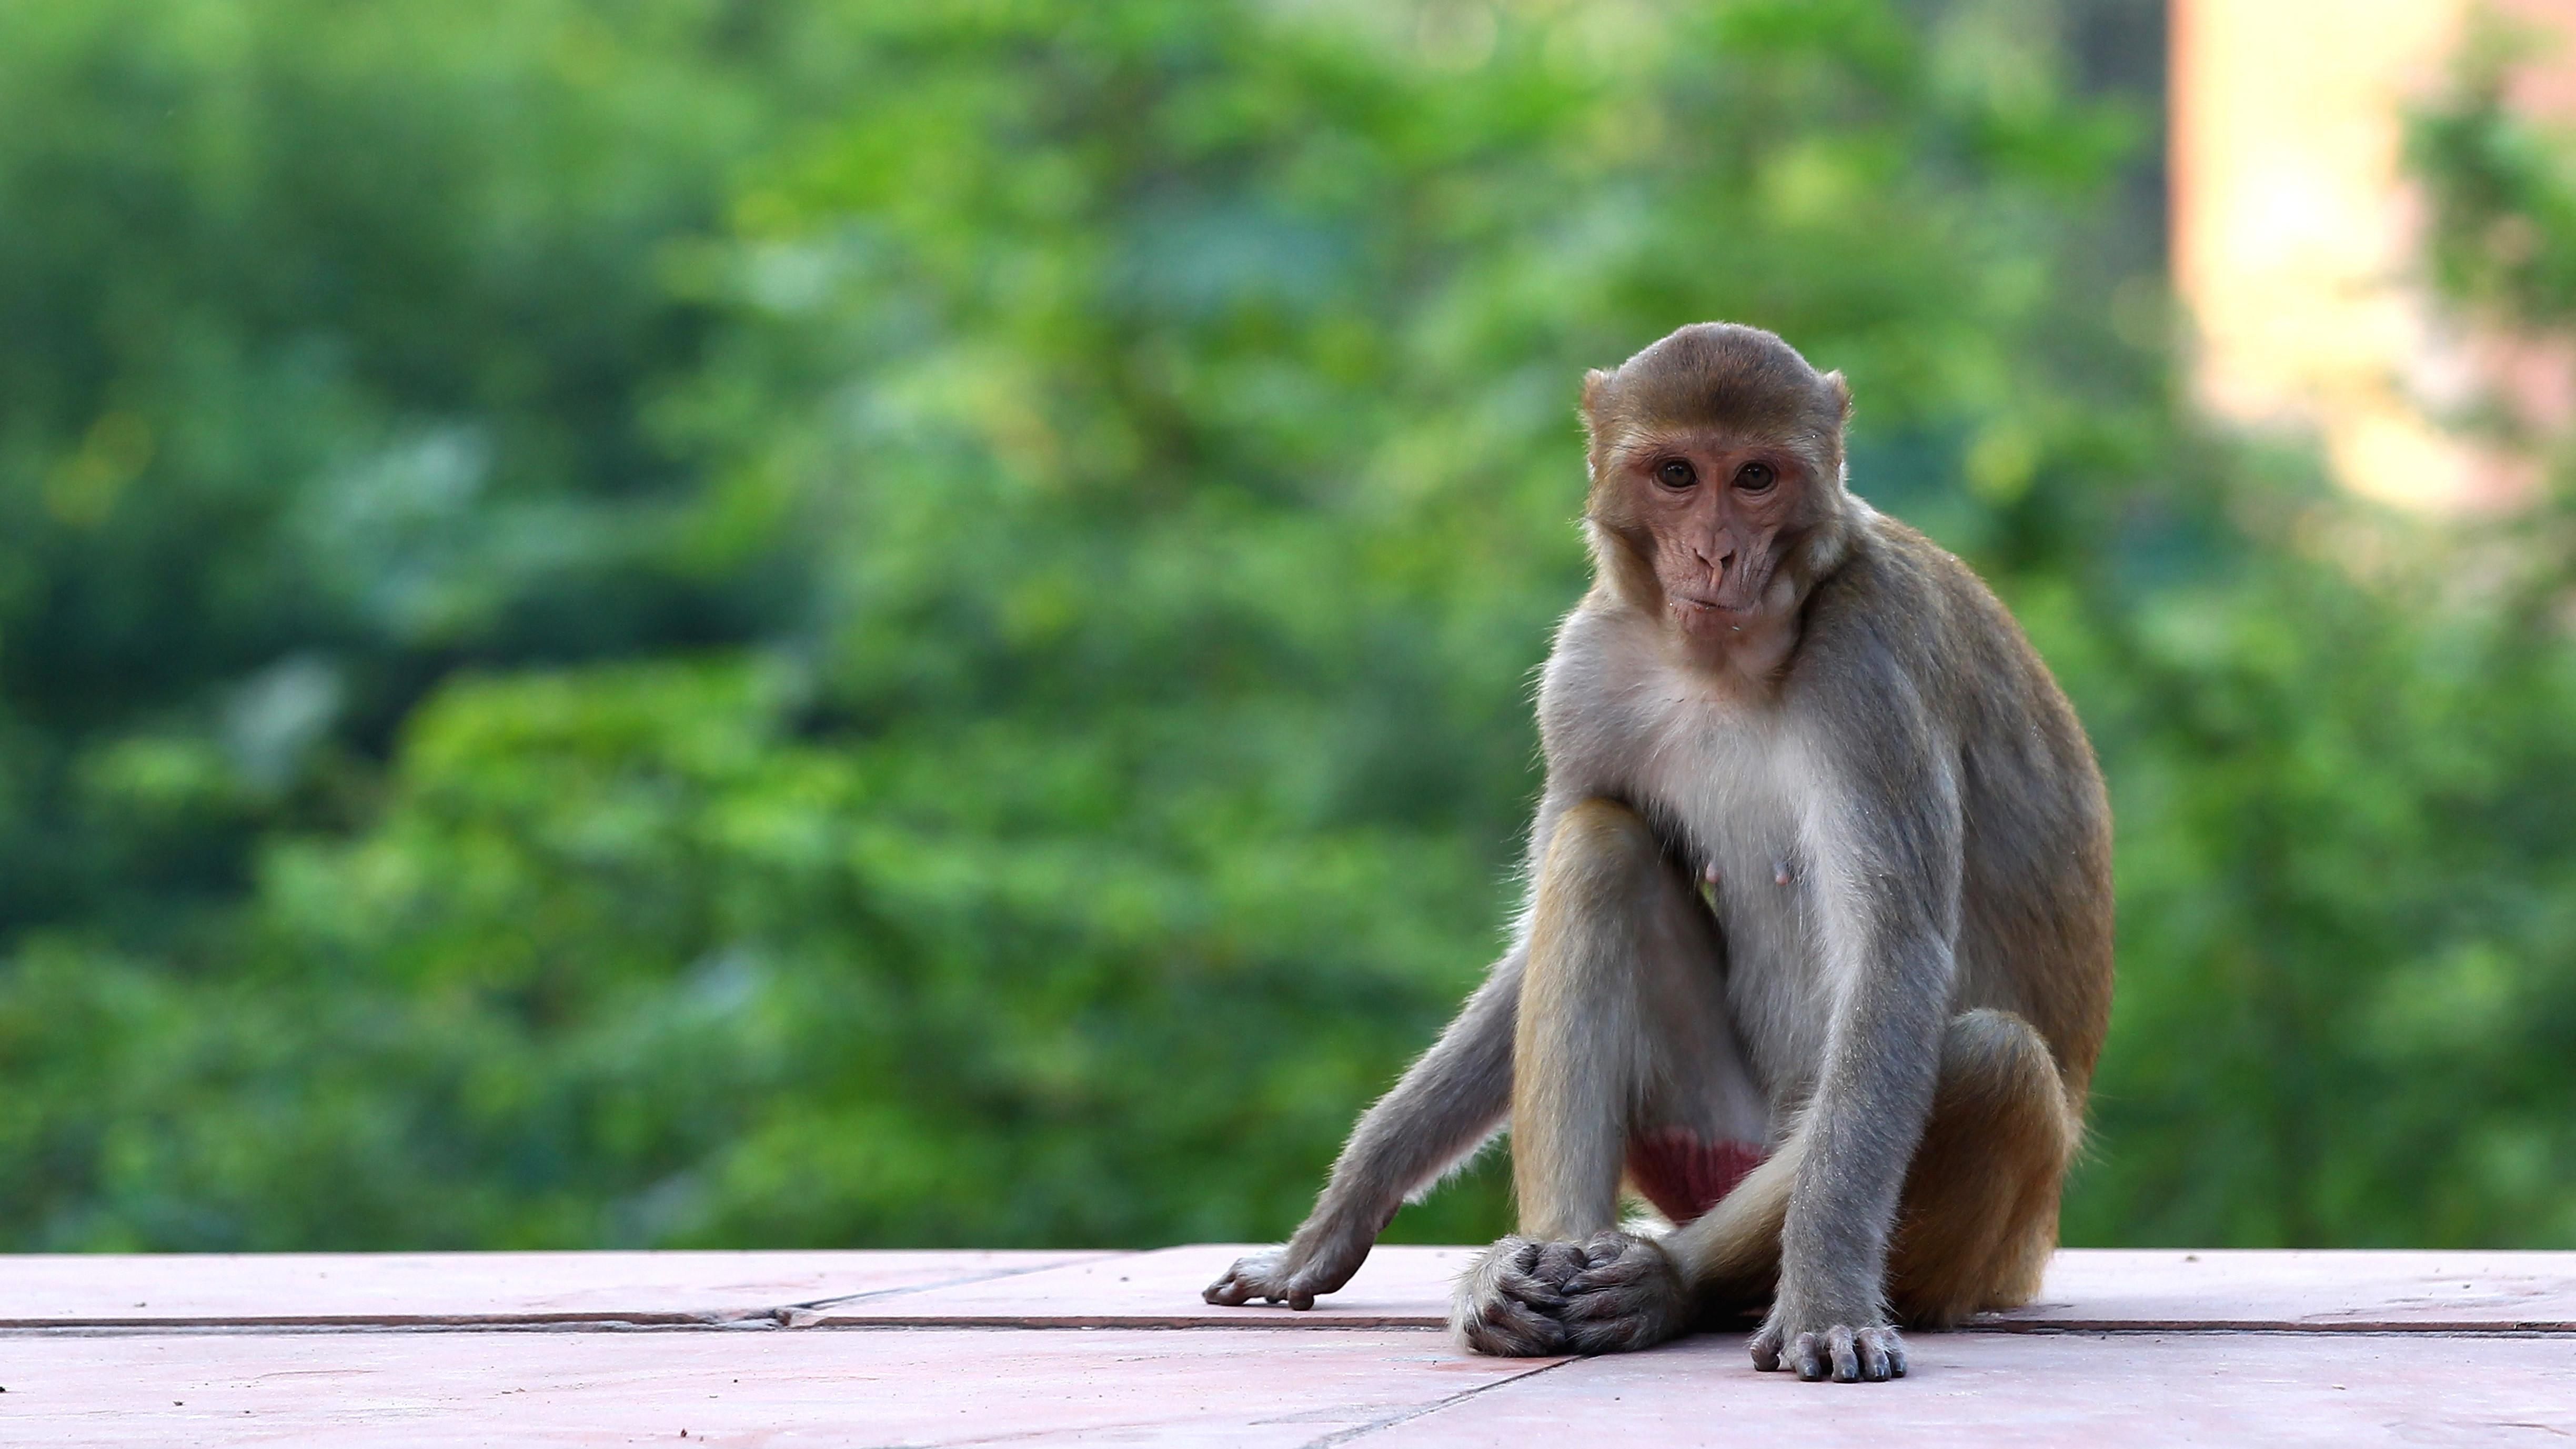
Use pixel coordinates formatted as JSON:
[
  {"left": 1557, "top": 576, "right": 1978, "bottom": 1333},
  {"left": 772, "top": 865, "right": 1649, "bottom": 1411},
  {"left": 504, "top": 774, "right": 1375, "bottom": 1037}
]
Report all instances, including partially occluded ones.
[
  {"left": 1697, "top": 831, "right": 1833, "bottom": 1090},
  {"left": 1629, "top": 717, "right": 1813, "bottom": 898},
  {"left": 1628, "top": 723, "right": 1840, "bottom": 1092}
]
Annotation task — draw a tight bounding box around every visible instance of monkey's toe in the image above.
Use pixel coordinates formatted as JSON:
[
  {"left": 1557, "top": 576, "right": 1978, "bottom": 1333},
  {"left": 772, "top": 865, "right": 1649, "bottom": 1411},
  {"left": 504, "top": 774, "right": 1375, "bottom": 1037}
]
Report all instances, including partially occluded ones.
[
  {"left": 1203, "top": 1252, "right": 1309, "bottom": 1308},
  {"left": 1202, "top": 1255, "right": 1269, "bottom": 1305},
  {"left": 1524, "top": 1238, "right": 1588, "bottom": 1290},
  {"left": 1456, "top": 1294, "right": 1568, "bottom": 1356},
  {"left": 1754, "top": 1321, "right": 1906, "bottom": 1382},
  {"left": 1205, "top": 1235, "right": 1374, "bottom": 1311}
]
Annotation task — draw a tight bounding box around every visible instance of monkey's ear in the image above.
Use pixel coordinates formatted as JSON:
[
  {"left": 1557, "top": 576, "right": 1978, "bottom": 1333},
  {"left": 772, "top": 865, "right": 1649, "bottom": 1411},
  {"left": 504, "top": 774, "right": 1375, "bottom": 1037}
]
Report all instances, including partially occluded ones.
[
  {"left": 1579, "top": 368, "right": 1613, "bottom": 429},
  {"left": 1820, "top": 370, "right": 1854, "bottom": 425}
]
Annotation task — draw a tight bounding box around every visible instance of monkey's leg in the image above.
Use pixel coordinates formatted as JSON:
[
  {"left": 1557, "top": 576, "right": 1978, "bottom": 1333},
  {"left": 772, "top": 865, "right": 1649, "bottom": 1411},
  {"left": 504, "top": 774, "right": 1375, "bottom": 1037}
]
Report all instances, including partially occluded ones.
[
  {"left": 1452, "top": 798, "right": 1761, "bottom": 1355},
  {"left": 1883, "top": 1008, "right": 2077, "bottom": 1329},
  {"left": 1531, "top": 1008, "right": 2075, "bottom": 1363}
]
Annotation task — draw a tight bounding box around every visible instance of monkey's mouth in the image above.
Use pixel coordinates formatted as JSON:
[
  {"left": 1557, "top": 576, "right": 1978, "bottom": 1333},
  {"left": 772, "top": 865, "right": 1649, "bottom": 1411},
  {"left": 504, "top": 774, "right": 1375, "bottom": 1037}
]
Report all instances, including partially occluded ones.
[{"left": 1669, "top": 596, "right": 1750, "bottom": 637}]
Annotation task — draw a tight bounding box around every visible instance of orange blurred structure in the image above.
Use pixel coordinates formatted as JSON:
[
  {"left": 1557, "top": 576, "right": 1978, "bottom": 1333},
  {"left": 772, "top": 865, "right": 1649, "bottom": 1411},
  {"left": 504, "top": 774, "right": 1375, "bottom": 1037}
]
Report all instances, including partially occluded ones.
[{"left": 2171, "top": 0, "right": 2576, "bottom": 509}]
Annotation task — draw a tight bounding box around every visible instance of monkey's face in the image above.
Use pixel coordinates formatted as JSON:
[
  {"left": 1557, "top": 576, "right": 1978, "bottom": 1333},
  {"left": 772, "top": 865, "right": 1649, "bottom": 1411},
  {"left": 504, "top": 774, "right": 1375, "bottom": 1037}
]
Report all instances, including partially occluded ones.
[
  {"left": 1578, "top": 324, "right": 1851, "bottom": 650},
  {"left": 1598, "top": 434, "right": 1824, "bottom": 640}
]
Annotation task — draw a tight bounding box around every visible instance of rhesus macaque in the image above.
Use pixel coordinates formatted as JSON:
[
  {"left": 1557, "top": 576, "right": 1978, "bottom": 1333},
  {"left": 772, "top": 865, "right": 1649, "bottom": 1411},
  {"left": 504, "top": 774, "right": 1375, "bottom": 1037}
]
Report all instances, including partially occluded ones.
[{"left": 1204, "top": 323, "right": 2112, "bottom": 1383}]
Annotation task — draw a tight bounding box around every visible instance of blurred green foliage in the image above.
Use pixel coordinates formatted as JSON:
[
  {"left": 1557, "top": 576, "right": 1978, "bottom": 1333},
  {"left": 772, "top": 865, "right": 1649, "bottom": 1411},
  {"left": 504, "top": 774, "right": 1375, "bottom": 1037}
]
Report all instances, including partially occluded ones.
[{"left": 1, "top": 0, "right": 2570, "bottom": 1254}]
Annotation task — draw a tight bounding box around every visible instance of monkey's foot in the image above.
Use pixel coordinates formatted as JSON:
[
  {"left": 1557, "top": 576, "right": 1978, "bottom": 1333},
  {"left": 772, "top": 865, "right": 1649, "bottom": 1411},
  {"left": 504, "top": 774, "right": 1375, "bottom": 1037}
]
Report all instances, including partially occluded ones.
[
  {"left": 1750, "top": 1315, "right": 1908, "bottom": 1383},
  {"left": 1451, "top": 1236, "right": 1579, "bottom": 1355},
  {"left": 1202, "top": 1238, "right": 1366, "bottom": 1311}
]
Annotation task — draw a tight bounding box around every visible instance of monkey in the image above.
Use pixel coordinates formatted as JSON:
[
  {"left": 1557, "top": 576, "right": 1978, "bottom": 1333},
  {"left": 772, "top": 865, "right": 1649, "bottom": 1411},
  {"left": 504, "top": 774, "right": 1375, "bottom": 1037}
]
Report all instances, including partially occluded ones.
[{"left": 1203, "top": 322, "right": 2112, "bottom": 1383}]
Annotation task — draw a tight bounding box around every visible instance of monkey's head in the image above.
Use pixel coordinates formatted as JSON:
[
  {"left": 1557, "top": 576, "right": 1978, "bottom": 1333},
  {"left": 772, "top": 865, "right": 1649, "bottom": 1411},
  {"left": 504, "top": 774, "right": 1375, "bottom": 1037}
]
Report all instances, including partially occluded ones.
[{"left": 1579, "top": 323, "right": 1854, "bottom": 647}]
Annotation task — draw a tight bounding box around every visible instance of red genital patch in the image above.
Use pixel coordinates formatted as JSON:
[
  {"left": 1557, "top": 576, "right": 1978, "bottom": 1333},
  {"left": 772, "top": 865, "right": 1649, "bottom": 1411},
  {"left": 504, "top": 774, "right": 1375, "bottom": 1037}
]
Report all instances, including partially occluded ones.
[{"left": 1624, "top": 1127, "right": 1767, "bottom": 1225}]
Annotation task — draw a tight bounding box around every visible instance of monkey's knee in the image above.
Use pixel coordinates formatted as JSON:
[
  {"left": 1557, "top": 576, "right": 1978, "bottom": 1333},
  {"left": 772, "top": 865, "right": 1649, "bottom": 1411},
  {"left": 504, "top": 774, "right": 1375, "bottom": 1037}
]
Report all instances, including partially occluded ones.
[
  {"left": 1888, "top": 1010, "right": 2075, "bottom": 1327},
  {"left": 1932, "top": 1010, "right": 2068, "bottom": 1132}
]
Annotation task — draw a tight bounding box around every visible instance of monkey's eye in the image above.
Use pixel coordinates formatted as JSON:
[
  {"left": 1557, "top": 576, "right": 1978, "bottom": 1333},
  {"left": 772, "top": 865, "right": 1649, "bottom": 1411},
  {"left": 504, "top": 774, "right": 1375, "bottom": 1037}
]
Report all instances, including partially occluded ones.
[
  {"left": 1733, "top": 461, "right": 1777, "bottom": 494},
  {"left": 1654, "top": 459, "right": 1696, "bottom": 490}
]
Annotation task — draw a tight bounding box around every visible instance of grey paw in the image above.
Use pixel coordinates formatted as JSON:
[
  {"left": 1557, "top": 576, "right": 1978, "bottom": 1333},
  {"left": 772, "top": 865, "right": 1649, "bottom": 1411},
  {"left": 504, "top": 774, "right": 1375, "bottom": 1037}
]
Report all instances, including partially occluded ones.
[
  {"left": 1749, "top": 1316, "right": 1908, "bottom": 1382},
  {"left": 1204, "top": 1249, "right": 1331, "bottom": 1310},
  {"left": 1451, "top": 1235, "right": 1585, "bottom": 1355}
]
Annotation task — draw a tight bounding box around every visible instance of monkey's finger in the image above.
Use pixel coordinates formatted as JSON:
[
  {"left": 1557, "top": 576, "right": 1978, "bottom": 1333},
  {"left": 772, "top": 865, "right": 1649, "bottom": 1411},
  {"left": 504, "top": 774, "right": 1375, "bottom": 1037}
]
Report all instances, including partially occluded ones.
[
  {"left": 1855, "top": 1329, "right": 1895, "bottom": 1382},
  {"left": 1566, "top": 1255, "right": 1654, "bottom": 1292},
  {"left": 1566, "top": 1312, "right": 1659, "bottom": 1356},
  {"left": 1556, "top": 1287, "right": 1628, "bottom": 1322},
  {"left": 1286, "top": 1289, "right": 1315, "bottom": 1310},
  {"left": 1883, "top": 1332, "right": 1909, "bottom": 1378},
  {"left": 1749, "top": 1326, "right": 1784, "bottom": 1372}
]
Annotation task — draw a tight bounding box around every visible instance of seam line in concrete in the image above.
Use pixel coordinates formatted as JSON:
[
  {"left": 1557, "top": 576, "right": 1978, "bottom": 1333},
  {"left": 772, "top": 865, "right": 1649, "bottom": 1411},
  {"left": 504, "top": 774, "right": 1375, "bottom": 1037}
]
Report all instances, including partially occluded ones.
[
  {"left": 0, "top": 1254, "right": 1144, "bottom": 1337},
  {"left": 780, "top": 1251, "right": 1135, "bottom": 1317},
  {"left": 1298, "top": 1355, "right": 1578, "bottom": 1449},
  {"left": 0, "top": 1317, "right": 785, "bottom": 1339},
  {"left": 1, "top": 1319, "right": 2568, "bottom": 1340}
]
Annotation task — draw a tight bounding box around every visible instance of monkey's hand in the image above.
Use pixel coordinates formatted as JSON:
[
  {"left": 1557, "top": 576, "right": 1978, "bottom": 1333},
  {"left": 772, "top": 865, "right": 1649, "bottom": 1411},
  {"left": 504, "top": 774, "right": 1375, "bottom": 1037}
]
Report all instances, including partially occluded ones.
[
  {"left": 1202, "top": 1221, "right": 1373, "bottom": 1310},
  {"left": 1450, "top": 1235, "right": 1577, "bottom": 1356},
  {"left": 1553, "top": 1230, "right": 1695, "bottom": 1354},
  {"left": 1749, "top": 1293, "right": 1908, "bottom": 1383},
  {"left": 1452, "top": 1231, "right": 1693, "bottom": 1356}
]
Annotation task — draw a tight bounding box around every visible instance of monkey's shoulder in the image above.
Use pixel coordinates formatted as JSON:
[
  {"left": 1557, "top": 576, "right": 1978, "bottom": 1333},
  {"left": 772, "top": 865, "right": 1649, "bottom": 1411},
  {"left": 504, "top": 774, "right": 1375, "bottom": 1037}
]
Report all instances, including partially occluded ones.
[
  {"left": 1805, "top": 516, "right": 2008, "bottom": 657},
  {"left": 1813, "top": 512, "right": 2108, "bottom": 821},
  {"left": 1799, "top": 514, "right": 2078, "bottom": 720}
]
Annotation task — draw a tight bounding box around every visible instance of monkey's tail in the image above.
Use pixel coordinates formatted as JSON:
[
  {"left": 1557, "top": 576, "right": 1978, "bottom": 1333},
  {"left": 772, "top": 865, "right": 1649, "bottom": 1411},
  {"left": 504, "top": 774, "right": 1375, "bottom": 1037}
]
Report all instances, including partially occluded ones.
[{"left": 1659, "top": 1123, "right": 1801, "bottom": 1313}]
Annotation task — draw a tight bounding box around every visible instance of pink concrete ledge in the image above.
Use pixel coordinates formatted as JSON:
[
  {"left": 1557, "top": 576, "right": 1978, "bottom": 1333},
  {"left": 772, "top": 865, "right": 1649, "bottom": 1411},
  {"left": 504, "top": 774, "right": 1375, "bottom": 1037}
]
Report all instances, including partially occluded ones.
[{"left": 1, "top": 1247, "right": 2570, "bottom": 1446}]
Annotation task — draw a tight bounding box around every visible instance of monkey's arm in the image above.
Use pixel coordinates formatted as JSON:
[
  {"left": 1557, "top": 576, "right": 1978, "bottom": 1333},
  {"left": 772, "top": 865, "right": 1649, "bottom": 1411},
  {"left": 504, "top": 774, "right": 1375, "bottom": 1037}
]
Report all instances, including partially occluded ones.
[
  {"left": 1736, "top": 710, "right": 1964, "bottom": 1377},
  {"left": 1203, "top": 947, "right": 1521, "bottom": 1309}
]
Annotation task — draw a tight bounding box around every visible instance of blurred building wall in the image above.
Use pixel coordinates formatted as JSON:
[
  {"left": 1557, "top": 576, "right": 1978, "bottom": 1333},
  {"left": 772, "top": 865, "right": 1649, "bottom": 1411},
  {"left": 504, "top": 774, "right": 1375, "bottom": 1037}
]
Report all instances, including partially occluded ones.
[{"left": 2172, "top": 0, "right": 2576, "bottom": 509}]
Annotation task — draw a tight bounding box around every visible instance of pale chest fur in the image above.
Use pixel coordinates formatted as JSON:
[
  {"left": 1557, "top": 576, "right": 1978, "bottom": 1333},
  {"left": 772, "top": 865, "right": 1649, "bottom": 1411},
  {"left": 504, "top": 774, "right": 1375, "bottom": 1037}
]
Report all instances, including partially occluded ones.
[{"left": 1535, "top": 605, "right": 1844, "bottom": 1105}]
